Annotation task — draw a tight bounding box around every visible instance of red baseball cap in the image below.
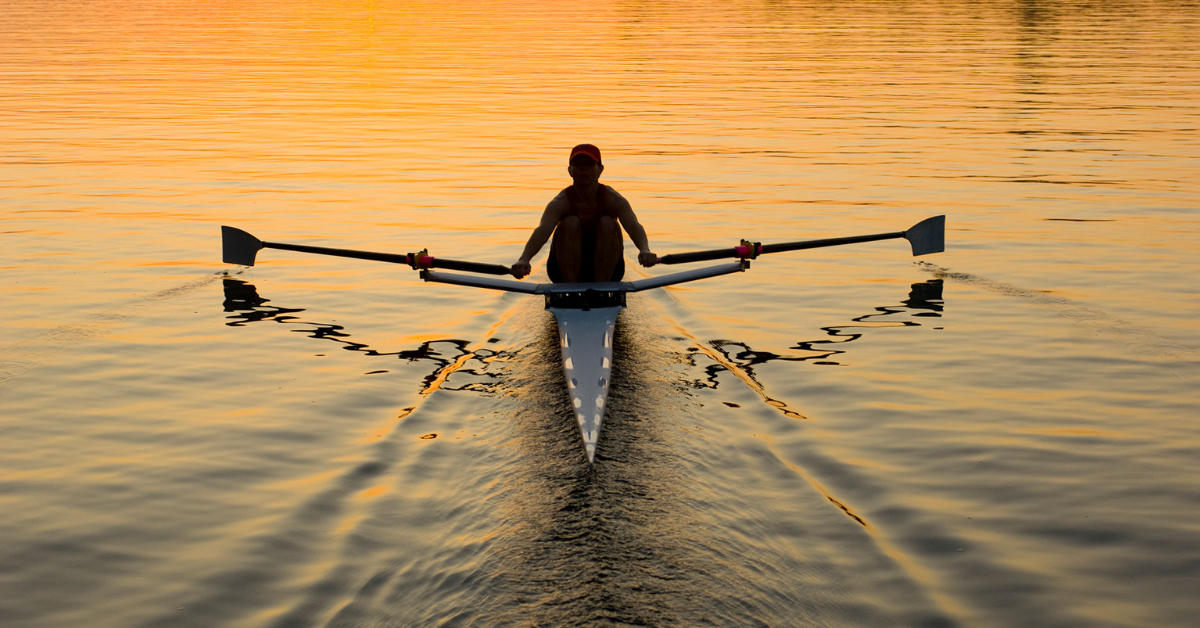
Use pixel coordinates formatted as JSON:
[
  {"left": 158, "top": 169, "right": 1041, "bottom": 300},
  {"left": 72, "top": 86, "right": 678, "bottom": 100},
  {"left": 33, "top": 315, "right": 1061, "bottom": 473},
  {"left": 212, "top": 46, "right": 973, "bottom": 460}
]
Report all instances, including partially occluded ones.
[{"left": 569, "top": 143, "right": 602, "bottom": 165}]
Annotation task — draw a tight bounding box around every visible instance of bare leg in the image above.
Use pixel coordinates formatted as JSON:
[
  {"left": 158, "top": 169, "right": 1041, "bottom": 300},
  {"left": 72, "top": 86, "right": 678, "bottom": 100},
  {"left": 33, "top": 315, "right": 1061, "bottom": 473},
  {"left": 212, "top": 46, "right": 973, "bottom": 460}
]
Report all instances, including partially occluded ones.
[
  {"left": 592, "top": 216, "right": 623, "bottom": 282},
  {"left": 552, "top": 215, "right": 583, "bottom": 283}
]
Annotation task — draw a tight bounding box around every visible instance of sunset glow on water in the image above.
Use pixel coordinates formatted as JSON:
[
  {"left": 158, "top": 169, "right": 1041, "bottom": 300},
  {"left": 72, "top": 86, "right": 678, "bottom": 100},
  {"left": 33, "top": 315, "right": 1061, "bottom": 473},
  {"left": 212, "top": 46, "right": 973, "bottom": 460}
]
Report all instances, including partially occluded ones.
[{"left": 2, "top": 2, "right": 1198, "bottom": 627}]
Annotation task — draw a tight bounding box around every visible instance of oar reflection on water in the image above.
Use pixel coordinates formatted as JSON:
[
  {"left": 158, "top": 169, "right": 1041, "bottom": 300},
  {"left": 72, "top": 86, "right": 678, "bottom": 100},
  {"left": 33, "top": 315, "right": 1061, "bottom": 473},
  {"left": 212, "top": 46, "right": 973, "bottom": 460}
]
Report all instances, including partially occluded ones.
[{"left": 220, "top": 277, "right": 497, "bottom": 393}]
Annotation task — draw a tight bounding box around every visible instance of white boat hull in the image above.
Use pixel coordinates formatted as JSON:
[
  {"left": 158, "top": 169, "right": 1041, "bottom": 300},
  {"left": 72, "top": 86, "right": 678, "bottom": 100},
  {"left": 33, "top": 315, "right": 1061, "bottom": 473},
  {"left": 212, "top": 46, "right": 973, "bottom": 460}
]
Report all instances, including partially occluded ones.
[{"left": 550, "top": 305, "right": 622, "bottom": 464}]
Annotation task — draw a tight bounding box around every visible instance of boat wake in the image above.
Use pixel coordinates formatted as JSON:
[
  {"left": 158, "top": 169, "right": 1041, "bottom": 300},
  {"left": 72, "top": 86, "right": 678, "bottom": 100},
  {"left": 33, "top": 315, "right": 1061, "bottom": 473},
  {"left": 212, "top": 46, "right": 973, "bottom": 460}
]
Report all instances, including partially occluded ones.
[
  {"left": 919, "top": 261, "right": 1198, "bottom": 382},
  {"left": 0, "top": 272, "right": 224, "bottom": 390}
]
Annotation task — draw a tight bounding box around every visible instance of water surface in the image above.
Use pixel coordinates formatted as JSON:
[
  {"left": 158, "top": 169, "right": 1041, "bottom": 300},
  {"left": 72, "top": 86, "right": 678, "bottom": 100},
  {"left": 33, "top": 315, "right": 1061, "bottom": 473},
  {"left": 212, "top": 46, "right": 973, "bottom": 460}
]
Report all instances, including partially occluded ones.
[{"left": 2, "top": 1, "right": 1198, "bottom": 627}]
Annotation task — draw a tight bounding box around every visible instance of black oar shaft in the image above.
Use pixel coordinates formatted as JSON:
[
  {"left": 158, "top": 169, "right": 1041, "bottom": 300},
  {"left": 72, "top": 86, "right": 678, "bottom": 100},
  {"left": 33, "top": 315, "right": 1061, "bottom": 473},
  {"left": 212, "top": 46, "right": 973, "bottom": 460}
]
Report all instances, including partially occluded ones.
[
  {"left": 658, "top": 230, "right": 907, "bottom": 265},
  {"left": 262, "top": 242, "right": 513, "bottom": 275},
  {"left": 263, "top": 241, "right": 412, "bottom": 265},
  {"left": 760, "top": 231, "right": 903, "bottom": 255}
]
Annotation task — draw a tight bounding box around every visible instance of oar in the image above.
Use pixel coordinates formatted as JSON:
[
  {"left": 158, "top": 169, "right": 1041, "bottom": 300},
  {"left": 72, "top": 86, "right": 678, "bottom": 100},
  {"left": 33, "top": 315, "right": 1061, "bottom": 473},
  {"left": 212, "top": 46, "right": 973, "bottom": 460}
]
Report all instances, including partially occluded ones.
[
  {"left": 657, "top": 215, "right": 945, "bottom": 265},
  {"left": 221, "top": 226, "right": 515, "bottom": 276}
]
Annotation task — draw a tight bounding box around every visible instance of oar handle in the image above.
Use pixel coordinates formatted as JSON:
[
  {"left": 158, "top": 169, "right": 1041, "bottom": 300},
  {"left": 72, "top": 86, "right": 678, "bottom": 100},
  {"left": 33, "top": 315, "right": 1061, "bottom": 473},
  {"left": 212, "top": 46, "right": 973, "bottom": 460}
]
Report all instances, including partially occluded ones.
[
  {"left": 419, "top": 257, "right": 514, "bottom": 276},
  {"left": 658, "top": 246, "right": 755, "bottom": 265}
]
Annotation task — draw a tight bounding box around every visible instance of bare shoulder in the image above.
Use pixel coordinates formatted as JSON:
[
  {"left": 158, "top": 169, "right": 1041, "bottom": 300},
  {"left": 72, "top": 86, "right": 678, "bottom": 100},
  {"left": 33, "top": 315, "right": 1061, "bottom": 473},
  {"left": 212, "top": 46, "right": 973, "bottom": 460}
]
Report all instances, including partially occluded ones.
[
  {"left": 549, "top": 188, "right": 572, "bottom": 207},
  {"left": 605, "top": 186, "right": 634, "bottom": 212},
  {"left": 544, "top": 189, "right": 571, "bottom": 216}
]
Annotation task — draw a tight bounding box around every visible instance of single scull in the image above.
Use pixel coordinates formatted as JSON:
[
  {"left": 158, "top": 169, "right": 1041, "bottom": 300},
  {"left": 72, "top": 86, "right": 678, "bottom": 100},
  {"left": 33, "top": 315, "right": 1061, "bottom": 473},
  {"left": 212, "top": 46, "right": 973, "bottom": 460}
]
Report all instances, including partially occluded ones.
[{"left": 222, "top": 215, "right": 944, "bottom": 465}]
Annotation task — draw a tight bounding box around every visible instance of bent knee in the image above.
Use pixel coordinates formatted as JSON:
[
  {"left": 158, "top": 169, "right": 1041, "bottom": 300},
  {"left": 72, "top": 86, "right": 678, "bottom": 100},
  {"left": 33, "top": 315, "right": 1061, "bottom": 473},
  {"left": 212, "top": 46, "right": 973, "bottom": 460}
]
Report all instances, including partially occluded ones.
[
  {"left": 596, "top": 215, "right": 619, "bottom": 236},
  {"left": 553, "top": 216, "right": 583, "bottom": 246},
  {"left": 557, "top": 215, "right": 583, "bottom": 233}
]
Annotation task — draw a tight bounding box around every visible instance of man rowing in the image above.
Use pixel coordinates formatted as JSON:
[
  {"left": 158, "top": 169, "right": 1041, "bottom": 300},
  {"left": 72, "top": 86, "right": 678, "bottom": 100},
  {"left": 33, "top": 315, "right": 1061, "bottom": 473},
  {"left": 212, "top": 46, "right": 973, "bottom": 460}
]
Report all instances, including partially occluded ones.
[{"left": 511, "top": 144, "right": 657, "bottom": 282}]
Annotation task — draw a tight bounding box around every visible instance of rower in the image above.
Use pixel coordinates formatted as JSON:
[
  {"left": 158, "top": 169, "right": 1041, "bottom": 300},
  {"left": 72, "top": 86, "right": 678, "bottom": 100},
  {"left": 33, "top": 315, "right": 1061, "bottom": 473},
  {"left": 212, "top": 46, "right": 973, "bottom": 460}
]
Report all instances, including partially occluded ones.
[{"left": 511, "top": 144, "right": 658, "bottom": 282}]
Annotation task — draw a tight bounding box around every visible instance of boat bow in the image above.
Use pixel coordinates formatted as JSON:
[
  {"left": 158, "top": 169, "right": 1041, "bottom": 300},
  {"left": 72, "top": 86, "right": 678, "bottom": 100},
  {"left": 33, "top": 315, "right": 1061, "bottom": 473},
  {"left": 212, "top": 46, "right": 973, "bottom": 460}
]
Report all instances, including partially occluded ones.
[{"left": 550, "top": 305, "right": 621, "bottom": 464}]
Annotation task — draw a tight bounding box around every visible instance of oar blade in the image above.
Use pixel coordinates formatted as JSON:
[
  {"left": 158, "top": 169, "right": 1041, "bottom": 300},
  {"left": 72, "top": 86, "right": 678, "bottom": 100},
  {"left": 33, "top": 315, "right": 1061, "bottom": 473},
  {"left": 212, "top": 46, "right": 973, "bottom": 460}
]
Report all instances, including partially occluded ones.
[
  {"left": 222, "top": 226, "right": 263, "bottom": 266},
  {"left": 905, "top": 215, "right": 945, "bottom": 256}
]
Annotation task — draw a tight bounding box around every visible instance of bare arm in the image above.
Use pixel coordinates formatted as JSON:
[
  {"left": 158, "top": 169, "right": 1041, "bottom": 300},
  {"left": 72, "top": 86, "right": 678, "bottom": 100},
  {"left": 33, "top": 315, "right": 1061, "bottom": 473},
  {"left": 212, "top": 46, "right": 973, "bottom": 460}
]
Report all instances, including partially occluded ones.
[
  {"left": 511, "top": 197, "right": 568, "bottom": 279},
  {"left": 613, "top": 192, "right": 657, "bottom": 267}
]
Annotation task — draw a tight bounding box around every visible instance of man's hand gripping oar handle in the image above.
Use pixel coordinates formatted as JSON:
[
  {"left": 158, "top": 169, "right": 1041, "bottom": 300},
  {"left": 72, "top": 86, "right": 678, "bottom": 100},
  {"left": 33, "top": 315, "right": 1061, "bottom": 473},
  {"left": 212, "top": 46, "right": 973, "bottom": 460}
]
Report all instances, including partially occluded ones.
[
  {"left": 655, "top": 215, "right": 945, "bottom": 265},
  {"left": 221, "top": 226, "right": 515, "bottom": 276}
]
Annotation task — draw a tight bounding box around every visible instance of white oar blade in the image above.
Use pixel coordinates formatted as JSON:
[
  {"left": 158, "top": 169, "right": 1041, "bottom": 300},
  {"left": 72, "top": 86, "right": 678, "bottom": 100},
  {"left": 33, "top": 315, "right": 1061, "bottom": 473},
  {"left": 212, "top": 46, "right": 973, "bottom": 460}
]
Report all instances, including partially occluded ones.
[
  {"left": 222, "top": 226, "right": 263, "bottom": 266},
  {"left": 905, "top": 215, "right": 945, "bottom": 256}
]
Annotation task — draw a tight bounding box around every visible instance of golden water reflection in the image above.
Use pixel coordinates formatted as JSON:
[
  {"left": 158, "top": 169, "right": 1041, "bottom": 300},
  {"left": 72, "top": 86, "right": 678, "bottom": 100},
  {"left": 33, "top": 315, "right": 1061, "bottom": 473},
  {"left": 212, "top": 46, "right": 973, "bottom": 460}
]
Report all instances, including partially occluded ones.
[{"left": 1, "top": 1, "right": 1198, "bottom": 627}]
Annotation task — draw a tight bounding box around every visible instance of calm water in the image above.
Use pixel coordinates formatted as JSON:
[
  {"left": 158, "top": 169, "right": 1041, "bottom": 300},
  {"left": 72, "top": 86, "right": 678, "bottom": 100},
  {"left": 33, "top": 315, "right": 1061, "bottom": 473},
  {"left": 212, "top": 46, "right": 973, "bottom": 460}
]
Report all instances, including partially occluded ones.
[{"left": 2, "top": 1, "right": 1199, "bottom": 626}]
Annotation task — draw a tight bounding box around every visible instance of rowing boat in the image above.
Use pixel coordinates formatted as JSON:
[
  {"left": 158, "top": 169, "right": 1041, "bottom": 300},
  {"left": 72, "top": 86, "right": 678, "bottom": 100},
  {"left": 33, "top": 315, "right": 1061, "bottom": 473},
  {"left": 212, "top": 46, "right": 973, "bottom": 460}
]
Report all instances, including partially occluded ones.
[
  {"left": 221, "top": 215, "right": 944, "bottom": 465},
  {"left": 420, "top": 262, "right": 748, "bottom": 463}
]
